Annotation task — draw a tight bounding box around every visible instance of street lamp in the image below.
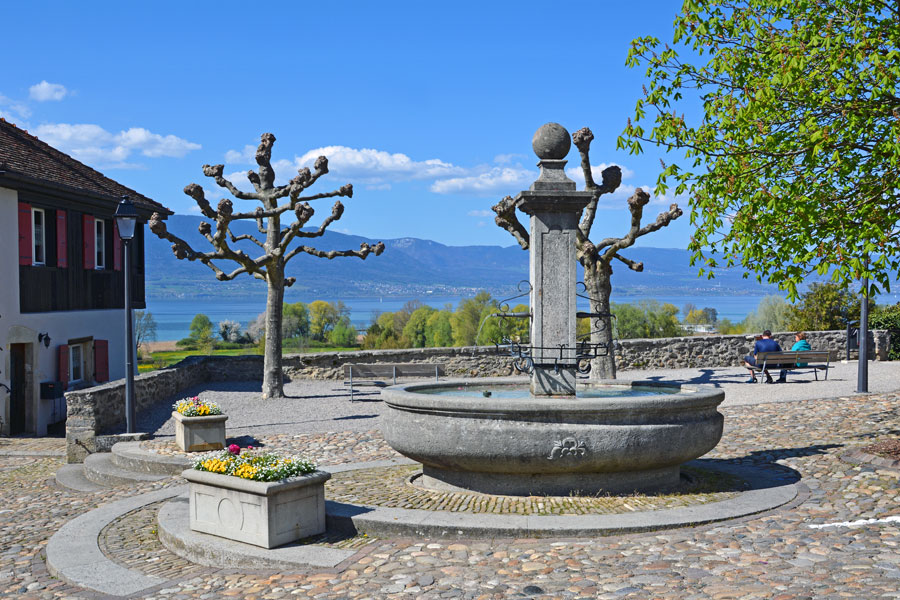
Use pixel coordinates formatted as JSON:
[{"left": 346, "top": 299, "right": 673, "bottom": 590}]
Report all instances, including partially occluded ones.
[{"left": 114, "top": 196, "right": 138, "bottom": 433}]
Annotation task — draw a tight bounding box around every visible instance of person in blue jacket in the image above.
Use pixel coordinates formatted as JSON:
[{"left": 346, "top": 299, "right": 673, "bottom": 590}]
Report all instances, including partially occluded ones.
[
  {"left": 777, "top": 331, "right": 811, "bottom": 383},
  {"left": 743, "top": 329, "right": 782, "bottom": 383}
]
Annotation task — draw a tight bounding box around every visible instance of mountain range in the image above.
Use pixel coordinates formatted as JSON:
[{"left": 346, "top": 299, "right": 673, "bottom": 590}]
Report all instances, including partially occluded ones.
[{"left": 145, "top": 215, "right": 781, "bottom": 300}]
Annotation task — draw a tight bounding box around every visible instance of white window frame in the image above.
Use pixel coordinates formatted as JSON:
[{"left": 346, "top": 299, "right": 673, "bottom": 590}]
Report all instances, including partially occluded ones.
[
  {"left": 32, "top": 207, "right": 45, "bottom": 265},
  {"left": 69, "top": 344, "right": 83, "bottom": 383},
  {"left": 95, "top": 219, "right": 106, "bottom": 269}
]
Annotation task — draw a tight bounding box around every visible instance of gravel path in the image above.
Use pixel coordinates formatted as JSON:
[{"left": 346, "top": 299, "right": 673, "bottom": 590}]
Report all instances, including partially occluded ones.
[{"left": 138, "top": 360, "right": 900, "bottom": 438}]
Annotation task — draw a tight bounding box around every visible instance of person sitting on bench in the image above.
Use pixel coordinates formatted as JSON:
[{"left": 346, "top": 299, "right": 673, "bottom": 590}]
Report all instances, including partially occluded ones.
[
  {"left": 743, "top": 329, "right": 782, "bottom": 383},
  {"left": 777, "top": 331, "right": 811, "bottom": 383}
]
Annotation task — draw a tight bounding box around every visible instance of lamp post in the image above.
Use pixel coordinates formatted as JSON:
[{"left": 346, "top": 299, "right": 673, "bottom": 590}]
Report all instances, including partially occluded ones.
[
  {"left": 858, "top": 255, "right": 869, "bottom": 393},
  {"left": 114, "top": 196, "right": 138, "bottom": 433}
]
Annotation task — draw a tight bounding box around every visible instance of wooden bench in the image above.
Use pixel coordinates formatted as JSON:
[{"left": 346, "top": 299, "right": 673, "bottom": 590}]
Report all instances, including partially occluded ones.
[
  {"left": 750, "top": 351, "right": 833, "bottom": 382},
  {"left": 343, "top": 363, "right": 445, "bottom": 401}
]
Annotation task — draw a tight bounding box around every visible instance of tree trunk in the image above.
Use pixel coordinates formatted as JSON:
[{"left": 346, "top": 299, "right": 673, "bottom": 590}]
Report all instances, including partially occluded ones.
[
  {"left": 262, "top": 266, "right": 285, "bottom": 399},
  {"left": 585, "top": 260, "right": 616, "bottom": 380}
]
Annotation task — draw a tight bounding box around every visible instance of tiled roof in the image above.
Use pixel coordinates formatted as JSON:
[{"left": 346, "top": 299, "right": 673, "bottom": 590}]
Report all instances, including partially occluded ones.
[{"left": 0, "top": 118, "right": 170, "bottom": 214}]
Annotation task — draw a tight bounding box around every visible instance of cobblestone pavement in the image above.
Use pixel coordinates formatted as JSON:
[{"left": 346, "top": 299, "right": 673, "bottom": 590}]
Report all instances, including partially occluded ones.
[
  {"left": 2, "top": 391, "right": 900, "bottom": 599},
  {"left": 325, "top": 464, "right": 742, "bottom": 515}
]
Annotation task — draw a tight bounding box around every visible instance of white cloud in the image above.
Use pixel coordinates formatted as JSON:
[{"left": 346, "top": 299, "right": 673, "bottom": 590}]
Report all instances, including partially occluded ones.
[
  {"left": 287, "top": 146, "right": 466, "bottom": 184},
  {"left": 29, "top": 81, "right": 68, "bottom": 102},
  {"left": 0, "top": 93, "right": 31, "bottom": 120},
  {"left": 431, "top": 167, "right": 532, "bottom": 195},
  {"left": 567, "top": 162, "right": 635, "bottom": 183},
  {"left": 224, "top": 171, "right": 255, "bottom": 193},
  {"left": 202, "top": 186, "right": 223, "bottom": 200},
  {"left": 32, "top": 123, "right": 201, "bottom": 168},
  {"left": 467, "top": 209, "right": 493, "bottom": 217},
  {"left": 225, "top": 144, "right": 256, "bottom": 164}
]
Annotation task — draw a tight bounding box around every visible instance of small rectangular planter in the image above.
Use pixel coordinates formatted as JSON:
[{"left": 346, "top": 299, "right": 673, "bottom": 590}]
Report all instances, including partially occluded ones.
[
  {"left": 173, "top": 412, "right": 227, "bottom": 452},
  {"left": 182, "top": 468, "right": 331, "bottom": 548}
]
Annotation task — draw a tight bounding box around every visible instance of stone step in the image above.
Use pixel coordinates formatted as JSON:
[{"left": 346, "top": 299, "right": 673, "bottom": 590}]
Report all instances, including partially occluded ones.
[
  {"left": 83, "top": 452, "right": 171, "bottom": 487},
  {"left": 111, "top": 441, "right": 190, "bottom": 476},
  {"left": 55, "top": 463, "right": 105, "bottom": 493}
]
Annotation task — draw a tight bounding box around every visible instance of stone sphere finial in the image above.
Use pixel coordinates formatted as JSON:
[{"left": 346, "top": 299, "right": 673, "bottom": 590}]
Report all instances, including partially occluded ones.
[{"left": 532, "top": 123, "right": 571, "bottom": 160}]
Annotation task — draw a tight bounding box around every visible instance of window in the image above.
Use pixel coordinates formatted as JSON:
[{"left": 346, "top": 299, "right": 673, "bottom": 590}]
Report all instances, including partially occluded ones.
[
  {"left": 70, "top": 344, "right": 83, "bottom": 383},
  {"left": 95, "top": 219, "right": 105, "bottom": 269},
  {"left": 32, "top": 208, "right": 45, "bottom": 265}
]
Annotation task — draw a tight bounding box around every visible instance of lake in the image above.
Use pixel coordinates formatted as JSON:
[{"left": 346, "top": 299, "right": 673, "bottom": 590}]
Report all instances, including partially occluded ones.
[{"left": 144, "top": 293, "right": 788, "bottom": 342}]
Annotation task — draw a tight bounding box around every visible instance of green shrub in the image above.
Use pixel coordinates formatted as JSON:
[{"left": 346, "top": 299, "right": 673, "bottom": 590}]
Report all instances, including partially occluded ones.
[{"left": 871, "top": 303, "right": 900, "bottom": 360}]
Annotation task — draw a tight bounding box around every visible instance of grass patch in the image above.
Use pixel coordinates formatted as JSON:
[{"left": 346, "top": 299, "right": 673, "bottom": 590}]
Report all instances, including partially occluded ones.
[{"left": 138, "top": 345, "right": 359, "bottom": 372}]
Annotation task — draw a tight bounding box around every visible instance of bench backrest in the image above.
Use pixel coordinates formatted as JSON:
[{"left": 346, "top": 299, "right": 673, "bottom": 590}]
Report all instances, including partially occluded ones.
[
  {"left": 344, "top": 363, "right": 446, "bottom": 378},
  {"left": 755, "top": 351, "right": 833, "bottom": 366}
]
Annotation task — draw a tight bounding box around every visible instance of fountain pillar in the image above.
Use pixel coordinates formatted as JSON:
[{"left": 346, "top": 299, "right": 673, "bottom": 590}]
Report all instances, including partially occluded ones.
[{"left": 516, "top": 123, "right": 594, "bottom": 397}]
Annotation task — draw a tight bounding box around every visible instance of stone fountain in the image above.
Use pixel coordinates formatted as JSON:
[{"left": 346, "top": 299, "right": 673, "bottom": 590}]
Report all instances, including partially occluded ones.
[{"left": 381, "top": 124, "right": 725, "bottom": 496}]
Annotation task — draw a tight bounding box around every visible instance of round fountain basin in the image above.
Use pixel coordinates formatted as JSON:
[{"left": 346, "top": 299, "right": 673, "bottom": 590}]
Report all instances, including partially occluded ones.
[{"left": 381, "top": 376, "right": 725, "bottom": 496}]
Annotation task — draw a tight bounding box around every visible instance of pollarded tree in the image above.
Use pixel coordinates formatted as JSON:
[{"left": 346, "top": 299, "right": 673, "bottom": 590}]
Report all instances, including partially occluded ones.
[
  {"left": 493, "top": 127, "right": 682, "bottom": 379},
  {"left": 149, "top": 133, "right": 384, "bottom": 399},
  {"left": 620, "top": 0, "right": 900, "bottom": 299}
]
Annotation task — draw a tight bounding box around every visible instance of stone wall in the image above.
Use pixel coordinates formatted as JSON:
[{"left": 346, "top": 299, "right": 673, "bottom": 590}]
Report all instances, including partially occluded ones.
[
  {"left": 65, "top": 356, "right": 263, "bottom": 463},
  {"left": 65, "top": 329, "right": 889, "bottom": 463},
  {"left": 614, "top": 329, "right": 889, "bottom": 370}
]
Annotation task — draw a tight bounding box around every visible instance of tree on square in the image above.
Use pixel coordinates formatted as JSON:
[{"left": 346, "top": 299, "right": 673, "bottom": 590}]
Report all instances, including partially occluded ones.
[
  {"left": 492, "top": 128, "right": 682, "bottom": 379},
  {"left": 620, "top": 0, "right": 900, "bottom": 300},
  {"left": 149, "top": 133, "right": 384, "bottom": 399}
]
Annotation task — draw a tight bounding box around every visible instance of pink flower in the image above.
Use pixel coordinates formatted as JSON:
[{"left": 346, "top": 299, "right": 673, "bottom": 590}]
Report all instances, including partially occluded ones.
[
  {"left": 228, "top": 444, "right": 240, "bottom": 455},
  {"left": 247, "top": 445, "right": 255, "bottom": 450}
]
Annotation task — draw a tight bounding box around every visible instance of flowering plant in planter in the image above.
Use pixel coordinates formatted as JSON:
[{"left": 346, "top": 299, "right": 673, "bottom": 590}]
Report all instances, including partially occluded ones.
[
  {"left": 173, "top": 396, "right": 222, "bottom": 417},
  {"left": 192, "top": 447, "right": 316, "bottom": 482}
]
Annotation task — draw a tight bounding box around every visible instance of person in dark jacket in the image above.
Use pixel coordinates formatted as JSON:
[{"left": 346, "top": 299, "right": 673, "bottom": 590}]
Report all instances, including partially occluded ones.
[{"left": 743, "top": 329, "right": 782, "bottom": 383}]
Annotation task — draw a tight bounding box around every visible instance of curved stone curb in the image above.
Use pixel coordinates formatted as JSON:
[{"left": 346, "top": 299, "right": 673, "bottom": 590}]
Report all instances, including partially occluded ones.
[
  {"left": 112, "top": 440, "right": 190, "bottom": 475},
  {"left": 45, "top": 485, "right": 186, "bottom": 597},
  {"left": 158, "top": 496, "right": 357, "bottom": 570},
  {"left": 325, "top": 461, "right": 800, "bottom": 539},
  {"left": 839, "top": 448, "right": 900, "bottom": 473}
]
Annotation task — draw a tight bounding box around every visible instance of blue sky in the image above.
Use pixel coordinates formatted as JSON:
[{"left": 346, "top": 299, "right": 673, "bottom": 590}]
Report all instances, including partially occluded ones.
[{"left": 1, "top": 1, "right": 691, "bottom": 248}]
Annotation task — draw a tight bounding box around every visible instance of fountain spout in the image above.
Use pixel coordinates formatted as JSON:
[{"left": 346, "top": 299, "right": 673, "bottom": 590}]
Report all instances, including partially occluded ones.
[{"left": 515, "top": 123, "right": 594, "bottom": 397}]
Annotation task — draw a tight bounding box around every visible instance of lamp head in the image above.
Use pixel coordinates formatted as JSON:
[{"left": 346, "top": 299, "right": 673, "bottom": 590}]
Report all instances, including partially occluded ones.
[{"left": 115, "top": 196, "right": 138, "bottom": 240}]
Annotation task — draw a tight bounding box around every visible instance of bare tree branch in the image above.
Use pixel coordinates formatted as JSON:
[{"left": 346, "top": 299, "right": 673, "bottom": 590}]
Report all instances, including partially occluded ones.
[
  {"left": 491, "top": 195, "right": 529, "bottom": 249},
  {"left": 285, "top": 241, "right": 385, "bottom": 262},
  {"left": 203, "top": 163, "right": 260, "bottom": 200},
  {"left": 183, "top": 183, "right": 217, "bottom": 219},
  {"left": 230, "top": 232, "right": 265, "bottom": 249},
  {"left": 613, "top": 253, "right": 644, "bottom": 271},
  {"left": 148, "top": 213, "right": 267, "bottom": 281}
]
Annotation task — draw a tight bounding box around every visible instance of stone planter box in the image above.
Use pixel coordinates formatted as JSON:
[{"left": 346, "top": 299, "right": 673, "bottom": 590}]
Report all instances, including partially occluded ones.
[
  {"left": 182, "top": 468, "right": 331, "bottom": 548},
  {"left": 173, "top": 412, "right": 227, "bottom": 452}
]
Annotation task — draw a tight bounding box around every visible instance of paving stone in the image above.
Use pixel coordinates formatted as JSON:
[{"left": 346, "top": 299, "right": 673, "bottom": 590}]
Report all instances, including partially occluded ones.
[{"left": 5, "top": 388, "right": 900, "bottom": 598}]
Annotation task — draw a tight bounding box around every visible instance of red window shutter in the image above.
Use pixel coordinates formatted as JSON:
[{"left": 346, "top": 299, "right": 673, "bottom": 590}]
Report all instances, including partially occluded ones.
[
  {"left": 82, "top": 215, "right": 95, "bottom": 269},
  {"left": 113, "top": 222, "right": 122, "bottom": 271},
  {"left": 18, "top": 202, "right": 32, "bottom": 265},
  {"left": 93, "top": 340, "right": 109, "bottom": 383},
  {"left": 56, "top": 210, "right": 68, "bottom": 268},
  {"left": 58, "top": 344, "right": 69, "bottom": 390}
]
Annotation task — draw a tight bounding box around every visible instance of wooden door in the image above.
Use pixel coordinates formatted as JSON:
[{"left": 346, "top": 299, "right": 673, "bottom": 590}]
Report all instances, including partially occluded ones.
[{"left": 9, "top": 344, "right": 26, "bottom": 435}]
